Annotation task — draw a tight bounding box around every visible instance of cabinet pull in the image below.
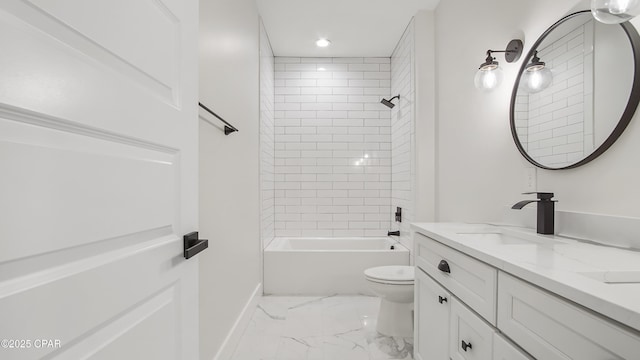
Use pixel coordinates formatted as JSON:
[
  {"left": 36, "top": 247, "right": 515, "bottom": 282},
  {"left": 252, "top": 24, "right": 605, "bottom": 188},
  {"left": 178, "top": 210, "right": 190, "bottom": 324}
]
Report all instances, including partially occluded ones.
[
  {"left": 438, "top": 296, "right": 447, "bottom": 304},
  {"left": 461, "top": 340, "right": 472, "bottom": 352},
  {"left": 437, "top": 259, "right": 451, "bottom": 273}
]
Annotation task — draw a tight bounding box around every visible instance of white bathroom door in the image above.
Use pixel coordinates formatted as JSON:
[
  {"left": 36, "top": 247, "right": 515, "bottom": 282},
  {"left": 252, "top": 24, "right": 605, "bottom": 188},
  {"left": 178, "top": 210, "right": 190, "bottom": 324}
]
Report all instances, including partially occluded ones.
[{"left": 0, "top": 1, "right": 199, "bottom": 359}]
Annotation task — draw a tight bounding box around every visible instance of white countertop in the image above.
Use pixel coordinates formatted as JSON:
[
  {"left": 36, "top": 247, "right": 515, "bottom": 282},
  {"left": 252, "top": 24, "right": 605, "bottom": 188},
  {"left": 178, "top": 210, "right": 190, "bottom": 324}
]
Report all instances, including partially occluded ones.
[{"left": 411, "top": 222, "right": 640, "bottom": 332}]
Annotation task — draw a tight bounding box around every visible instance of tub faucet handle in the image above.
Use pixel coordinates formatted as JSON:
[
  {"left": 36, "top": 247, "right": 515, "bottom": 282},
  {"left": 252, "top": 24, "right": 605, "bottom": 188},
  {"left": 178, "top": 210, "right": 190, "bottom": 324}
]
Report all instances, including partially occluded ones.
[{"left": 387, "top": 230, "right": 400, "bottom": 236}]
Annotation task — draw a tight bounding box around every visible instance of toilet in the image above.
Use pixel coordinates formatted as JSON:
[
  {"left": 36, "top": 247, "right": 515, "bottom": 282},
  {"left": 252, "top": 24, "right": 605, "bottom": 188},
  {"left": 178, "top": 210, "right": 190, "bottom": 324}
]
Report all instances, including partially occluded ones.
[{"left": 364, "top": 265, "right": 415, "bottom": 337}]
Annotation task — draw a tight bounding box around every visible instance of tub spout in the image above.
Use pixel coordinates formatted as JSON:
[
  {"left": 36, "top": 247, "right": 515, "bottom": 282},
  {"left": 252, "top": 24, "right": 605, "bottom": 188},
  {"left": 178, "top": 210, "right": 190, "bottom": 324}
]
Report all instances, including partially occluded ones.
[{"left": 388, "top": 230, "right": 400, "bottom": 236}]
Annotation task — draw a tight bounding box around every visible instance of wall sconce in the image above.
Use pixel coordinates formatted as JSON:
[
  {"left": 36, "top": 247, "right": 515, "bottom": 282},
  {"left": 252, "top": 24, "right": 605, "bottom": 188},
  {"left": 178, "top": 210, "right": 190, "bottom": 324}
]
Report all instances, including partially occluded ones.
[
  {"left": 521, "top": 51, "right": 553, "bottom": 93},
  {"left": 591, "top": 0, "right": 640, "bottom": 24},
  {"left": 474, "top": 39, "right": 523, "bottom": 91}
]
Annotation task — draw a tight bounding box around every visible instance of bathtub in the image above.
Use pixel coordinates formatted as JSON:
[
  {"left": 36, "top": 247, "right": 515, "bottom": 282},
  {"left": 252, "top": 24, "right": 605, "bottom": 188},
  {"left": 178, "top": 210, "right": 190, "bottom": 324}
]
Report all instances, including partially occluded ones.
[{"left": 264, "top": 237, "right": 410, "bottom": 295}]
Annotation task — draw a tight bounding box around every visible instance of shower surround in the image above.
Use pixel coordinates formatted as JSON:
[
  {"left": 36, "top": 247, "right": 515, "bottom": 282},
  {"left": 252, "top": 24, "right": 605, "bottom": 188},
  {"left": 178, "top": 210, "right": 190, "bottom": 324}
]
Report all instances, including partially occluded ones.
[{"left": 273, "top": 57, "right": 393, "bottom": 237}]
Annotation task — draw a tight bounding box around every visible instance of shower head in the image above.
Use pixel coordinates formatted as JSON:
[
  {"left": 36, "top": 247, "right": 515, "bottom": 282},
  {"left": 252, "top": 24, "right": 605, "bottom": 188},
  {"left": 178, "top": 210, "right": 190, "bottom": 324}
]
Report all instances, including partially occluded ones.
[{"left": 380, "top": 95, "right": 400, "bottom": 109}]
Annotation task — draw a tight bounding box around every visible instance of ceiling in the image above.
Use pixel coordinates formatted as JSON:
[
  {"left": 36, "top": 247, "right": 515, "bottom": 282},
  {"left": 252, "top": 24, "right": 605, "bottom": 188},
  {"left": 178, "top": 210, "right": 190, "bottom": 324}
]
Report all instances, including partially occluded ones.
[{"left": 256, "top": 0, "right": 441, "bottom": 57}]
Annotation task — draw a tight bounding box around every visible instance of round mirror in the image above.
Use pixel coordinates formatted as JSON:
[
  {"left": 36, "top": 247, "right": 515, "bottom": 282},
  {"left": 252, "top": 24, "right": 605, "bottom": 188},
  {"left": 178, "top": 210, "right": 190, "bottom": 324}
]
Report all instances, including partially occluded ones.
[{"left": 510, "top": 10, "right": 640, "bottom": 170}]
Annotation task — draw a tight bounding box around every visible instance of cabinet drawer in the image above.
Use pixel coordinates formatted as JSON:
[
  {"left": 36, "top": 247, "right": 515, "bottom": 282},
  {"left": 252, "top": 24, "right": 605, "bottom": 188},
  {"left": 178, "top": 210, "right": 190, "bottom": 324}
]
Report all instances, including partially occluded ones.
[
  {"left": 450, "top": 297, "right": 494, "bottom": 360},
  {"left": 415, "top": 268, "right": 451, "bottom": 360},
  {"left": 493, "top": 333, "right": 533, "bottom": 360},
  {"left": 415, "top": 232, "right": 497, "bottom": 324},
  {"left": 498, "top": 272, "right": 640, "bottom": 360}
]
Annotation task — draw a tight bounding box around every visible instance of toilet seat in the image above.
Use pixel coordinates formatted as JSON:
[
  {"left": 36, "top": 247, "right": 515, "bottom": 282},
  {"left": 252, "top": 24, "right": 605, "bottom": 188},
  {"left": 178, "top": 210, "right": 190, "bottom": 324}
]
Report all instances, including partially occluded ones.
[{"left": 365, "top": 265, "right": 414, "bottom": 285}]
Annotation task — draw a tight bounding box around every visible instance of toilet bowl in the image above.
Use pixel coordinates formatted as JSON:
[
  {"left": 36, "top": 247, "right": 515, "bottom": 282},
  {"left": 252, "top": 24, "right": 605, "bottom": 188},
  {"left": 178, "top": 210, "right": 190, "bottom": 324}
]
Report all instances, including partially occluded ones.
[{"left": 364, "top": 265, "right": 415, "bottom": 337}]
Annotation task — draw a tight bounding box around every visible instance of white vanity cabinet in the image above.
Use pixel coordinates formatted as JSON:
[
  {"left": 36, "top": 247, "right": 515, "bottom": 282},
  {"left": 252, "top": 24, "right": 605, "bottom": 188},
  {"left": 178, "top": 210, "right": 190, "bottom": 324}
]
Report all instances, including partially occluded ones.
[
  {"left": 413, "top": 228, "right": 640, "bottom": 360},
  {"left": 414, "top": 268, "right": 450, "bottom": 360},
  {"left": 414, "top": 233, "right": 497, "bottom": 324},
  {"left": 493, "top": 333, "right": 533, "bottom": 360},
  {"left": 449, "top": 296, "right": 494, "bottom": 360},
  {"left": 414, "top": 232, "right": 524, "bottom": 360},
  {"left": 498, "top": 272, "right": 640, "bottom": 360}
]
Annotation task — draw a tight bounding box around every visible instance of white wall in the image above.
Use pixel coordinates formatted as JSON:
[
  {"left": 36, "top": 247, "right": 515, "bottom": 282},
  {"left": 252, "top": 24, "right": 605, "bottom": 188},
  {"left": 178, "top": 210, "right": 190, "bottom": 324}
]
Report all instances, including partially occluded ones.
[
  {"left": 593, "top": 19, "right": 634, "bottom": 145},
  {"left": 273, "top": 57, "right": 392, "bottom": 237},
  {"left": 260, "top": 20, "right": 275, "bottom": 248},
  {"left": 391, "top": 21, "right": 416, "bottom": 249},
  {"left": 434, "top": 0, "right": 640, "bottom": 222},
  {"left": 199, "top": 0, "right": 261, "bottom": 359},
  {"left": 414, "top": 10, "right": 437, "bottom": 225}
]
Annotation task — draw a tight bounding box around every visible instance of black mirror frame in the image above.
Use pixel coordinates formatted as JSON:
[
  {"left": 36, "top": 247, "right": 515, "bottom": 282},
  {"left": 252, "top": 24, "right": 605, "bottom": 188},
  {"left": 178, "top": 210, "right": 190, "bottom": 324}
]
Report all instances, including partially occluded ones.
[{"left": 510, "top": 10, "right": 640, "bottom": 170}]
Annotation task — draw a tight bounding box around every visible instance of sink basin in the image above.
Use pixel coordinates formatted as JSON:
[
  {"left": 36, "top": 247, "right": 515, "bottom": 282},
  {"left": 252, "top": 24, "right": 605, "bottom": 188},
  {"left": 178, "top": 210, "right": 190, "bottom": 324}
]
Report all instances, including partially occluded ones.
[
  {"left": 578, "top": 271, "right": 640, "bottom": 284},
  {"left": 455, "top": 232, "right": 530, "bottom": 245},
  {"left": 455, "top": 232, "right": 558, "bottom": 246}
]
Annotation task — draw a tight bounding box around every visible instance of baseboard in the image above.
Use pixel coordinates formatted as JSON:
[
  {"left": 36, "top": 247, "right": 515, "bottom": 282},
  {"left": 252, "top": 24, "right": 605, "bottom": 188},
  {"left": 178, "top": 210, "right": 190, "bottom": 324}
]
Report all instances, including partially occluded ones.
[{"left": 212, "top": 282, "right": 262, "bottom": 360}]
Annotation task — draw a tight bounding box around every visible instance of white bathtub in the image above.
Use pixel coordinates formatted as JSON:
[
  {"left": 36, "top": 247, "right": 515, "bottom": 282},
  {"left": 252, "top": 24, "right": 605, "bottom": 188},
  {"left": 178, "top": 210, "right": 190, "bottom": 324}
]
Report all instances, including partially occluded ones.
[{"left": 264, "top": 237, "right": 410, "bottom": 295}]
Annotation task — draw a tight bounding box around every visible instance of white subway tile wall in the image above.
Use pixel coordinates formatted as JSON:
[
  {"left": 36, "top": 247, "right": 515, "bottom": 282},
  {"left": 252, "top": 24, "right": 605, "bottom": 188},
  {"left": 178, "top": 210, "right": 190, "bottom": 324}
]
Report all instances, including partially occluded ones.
[
  {"left": 274, "top": 57, "right": 392, "bottom": 237},
  {"left": 260, "top": 21, "right": 275, "bottom": 248},
  {"left": 515, "top": 19, "right": 594, "bottom": 167},
  {"left": 391, "top": 21, "right": 415, "bottom": 250}
]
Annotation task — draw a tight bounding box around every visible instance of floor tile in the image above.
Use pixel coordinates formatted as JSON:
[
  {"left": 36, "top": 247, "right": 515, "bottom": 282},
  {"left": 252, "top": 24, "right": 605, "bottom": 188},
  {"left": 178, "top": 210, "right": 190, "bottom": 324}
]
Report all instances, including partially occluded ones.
[{"left": 230, "top": 296, "right": 414, "bottom": 360}]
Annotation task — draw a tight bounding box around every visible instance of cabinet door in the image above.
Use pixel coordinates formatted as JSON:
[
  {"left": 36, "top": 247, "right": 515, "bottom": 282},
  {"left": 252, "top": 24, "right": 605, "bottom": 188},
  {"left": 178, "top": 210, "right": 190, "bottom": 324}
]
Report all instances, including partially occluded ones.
[
  {"left": 450, "top": 297, "right": 494, "bottom": 360},
  {"left": 415, "top": 268, "right": 451, "bottom": 360},
  {"left": 493, "top": 333, "right": 533, "bottom": 360},
  {"left": 498, "top": 272, "right": 640, "bottom": 360}
]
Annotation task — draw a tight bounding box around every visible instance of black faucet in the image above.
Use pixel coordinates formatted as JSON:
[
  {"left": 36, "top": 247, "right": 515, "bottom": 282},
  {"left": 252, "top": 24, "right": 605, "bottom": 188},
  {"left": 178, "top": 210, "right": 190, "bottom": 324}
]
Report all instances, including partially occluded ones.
[
  {"left": 388, "top": 230, "right": 400, "bottom": 236},
  {"left": 512, "top": 192, "right": 556, "bottom": 235}
]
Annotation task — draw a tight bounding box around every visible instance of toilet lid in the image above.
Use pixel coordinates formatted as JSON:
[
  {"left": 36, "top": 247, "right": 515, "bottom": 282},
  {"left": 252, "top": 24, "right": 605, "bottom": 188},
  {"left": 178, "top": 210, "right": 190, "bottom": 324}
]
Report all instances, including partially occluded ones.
[{"left": 365, "top": 266, "right": 414, "bottom": 283}]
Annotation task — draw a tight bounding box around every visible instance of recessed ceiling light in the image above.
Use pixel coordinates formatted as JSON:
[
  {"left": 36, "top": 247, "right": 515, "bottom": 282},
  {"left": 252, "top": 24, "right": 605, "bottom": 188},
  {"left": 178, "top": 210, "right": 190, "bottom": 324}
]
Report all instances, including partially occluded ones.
[{"left": 316, "top": 38, "right": 331, "bottom": 48}]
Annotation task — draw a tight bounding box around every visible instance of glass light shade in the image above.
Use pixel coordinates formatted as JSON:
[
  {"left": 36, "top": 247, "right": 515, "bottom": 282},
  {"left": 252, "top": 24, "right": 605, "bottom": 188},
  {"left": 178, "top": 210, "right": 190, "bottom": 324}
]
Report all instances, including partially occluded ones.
[
  {"left": 474, "top": 66, "right": 504, "bottom": 91},
  {"left": 522, "top": 67, "right": 553, "bottom": 93},
  {"left": 591, "top": 0, "right": 640, "bottom": 24}
]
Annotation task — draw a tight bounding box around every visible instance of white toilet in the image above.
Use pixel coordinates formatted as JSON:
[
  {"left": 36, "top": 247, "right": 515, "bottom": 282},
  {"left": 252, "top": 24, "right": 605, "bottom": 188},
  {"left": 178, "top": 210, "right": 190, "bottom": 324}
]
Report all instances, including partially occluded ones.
[{"left": 364, "top": 265, "right": 415, "bottom": 337}]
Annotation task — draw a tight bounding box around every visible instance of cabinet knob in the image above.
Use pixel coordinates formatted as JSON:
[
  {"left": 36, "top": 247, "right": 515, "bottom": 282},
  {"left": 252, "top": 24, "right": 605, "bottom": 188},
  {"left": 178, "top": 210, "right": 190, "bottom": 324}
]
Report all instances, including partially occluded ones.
[
  {"left": 461, "top": 340, "right": 472, "bottom": 352},
  {"left": 438, "top": 296, "right": 447, "bottom": 304},
  {"left": 437, "top": 260, "right": 451, "bottom": 273}
]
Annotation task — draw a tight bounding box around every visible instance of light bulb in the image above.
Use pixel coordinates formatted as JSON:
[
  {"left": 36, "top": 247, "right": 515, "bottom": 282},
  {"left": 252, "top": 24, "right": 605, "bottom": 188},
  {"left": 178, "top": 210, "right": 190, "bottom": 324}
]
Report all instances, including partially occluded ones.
[
  {"left": 474, "top": 67, "right": 504, "bottom": 91},
  {"left": 316, "top": 38, "right": 331, "bottom": 47},
  {"left": 610, "top": 0, "right": 633, "bottom": 13},
  {"left": 522, "top": 67, "right": 553, "bottom": 93},
  {"left": 591, "top": 0, "right": 640, "bottom": 24}
]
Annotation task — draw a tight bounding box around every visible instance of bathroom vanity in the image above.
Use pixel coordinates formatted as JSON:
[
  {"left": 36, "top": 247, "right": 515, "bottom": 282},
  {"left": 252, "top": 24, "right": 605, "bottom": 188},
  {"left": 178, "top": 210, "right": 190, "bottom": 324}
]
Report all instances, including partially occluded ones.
[{"left": 411, "top": 222, "right": 640, "bottom": 360}]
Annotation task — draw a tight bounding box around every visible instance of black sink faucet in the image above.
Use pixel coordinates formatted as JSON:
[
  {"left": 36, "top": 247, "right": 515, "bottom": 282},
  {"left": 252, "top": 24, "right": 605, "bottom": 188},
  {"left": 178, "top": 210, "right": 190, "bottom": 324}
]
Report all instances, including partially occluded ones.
[{"left": 512, "top": 192, "right": 556, "bottom": 235}]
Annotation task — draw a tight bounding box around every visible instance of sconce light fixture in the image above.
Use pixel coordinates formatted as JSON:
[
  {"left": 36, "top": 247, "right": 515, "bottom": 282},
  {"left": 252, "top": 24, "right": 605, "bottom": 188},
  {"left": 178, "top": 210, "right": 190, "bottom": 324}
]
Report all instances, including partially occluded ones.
[
  {"left": 591, "top": 0, "right": 640, "bottom": 24},
  {"left": 521, "top": 51, "right": 553, "bottom": 93},
  {"left": 474, "top": 39, "right": 523, "bottom": 91}
]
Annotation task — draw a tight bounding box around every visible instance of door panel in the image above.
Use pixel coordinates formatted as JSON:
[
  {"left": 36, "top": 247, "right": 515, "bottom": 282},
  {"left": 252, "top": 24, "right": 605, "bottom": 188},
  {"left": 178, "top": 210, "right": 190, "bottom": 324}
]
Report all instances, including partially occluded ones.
[
  {"left": 1, "top": 0, "right": 180, "bottom": 103},
  {"left": 0, "top": 118, "right": 176, "bottom": 263},
  {"left": 0, "top": 0, "right": 198, "bottom": 358}
]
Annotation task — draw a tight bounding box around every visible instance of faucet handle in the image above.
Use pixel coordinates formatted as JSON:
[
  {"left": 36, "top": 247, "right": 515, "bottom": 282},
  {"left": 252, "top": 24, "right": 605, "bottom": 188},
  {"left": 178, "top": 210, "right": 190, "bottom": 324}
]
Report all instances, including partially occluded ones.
[{"left": 522, "top": 192, "right": 554, "bottom": 200}]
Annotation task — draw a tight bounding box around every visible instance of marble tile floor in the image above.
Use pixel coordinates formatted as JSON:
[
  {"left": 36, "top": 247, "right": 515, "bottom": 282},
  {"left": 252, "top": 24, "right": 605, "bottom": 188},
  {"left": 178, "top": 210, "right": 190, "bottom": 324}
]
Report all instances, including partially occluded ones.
[{"left": 230, "top": 295, "right": 413, "bottom": 360}]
